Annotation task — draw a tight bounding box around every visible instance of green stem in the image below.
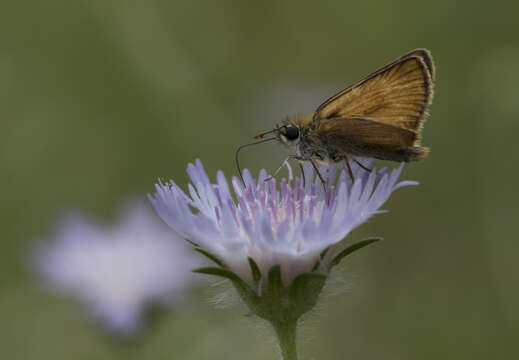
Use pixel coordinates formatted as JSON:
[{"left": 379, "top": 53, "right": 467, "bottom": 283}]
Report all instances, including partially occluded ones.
[
  {"left": 107, "top": 338, "right": 140, "bottom": 360},
  {"left": 272, "top": 319, "right": 298, "bottom": 360}
]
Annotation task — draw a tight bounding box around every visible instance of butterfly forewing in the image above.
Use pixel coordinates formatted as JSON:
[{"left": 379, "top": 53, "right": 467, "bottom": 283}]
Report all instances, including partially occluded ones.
[{"left": 313, "top": 49, "right": 434, "bottom": 132}]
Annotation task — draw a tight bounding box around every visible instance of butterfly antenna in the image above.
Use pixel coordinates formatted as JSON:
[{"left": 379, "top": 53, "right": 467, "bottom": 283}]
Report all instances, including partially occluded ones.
[{"left": 235, "top": 137, "right": 277, "bottom": 185}]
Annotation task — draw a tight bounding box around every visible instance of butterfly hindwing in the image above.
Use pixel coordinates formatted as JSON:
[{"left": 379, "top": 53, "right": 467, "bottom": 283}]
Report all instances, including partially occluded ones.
[{"left": 316, "top": 116, "right": 428, "bottom": 162}]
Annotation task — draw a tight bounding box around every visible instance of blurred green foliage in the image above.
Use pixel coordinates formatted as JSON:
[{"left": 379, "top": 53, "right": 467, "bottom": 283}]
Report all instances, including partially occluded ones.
[{"left": 1, "top": 0, "right": 518, "bottom": 359}]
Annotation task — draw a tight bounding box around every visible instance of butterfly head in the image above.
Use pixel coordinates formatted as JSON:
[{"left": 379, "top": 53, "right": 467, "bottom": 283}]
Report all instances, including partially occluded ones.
[{"left": 254, "top": 119, "right": 302, "bottom": 154}]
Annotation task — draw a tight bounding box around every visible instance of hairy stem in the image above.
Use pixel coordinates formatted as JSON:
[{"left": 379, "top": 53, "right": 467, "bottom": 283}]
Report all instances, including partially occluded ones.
[{"left": 273, "top": 319, "right": 298, "bottom": 360}]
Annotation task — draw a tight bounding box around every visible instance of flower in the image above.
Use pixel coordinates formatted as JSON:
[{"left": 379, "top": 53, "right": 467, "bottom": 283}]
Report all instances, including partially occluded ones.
[
  {"left": 149, "top": 159, "right": 417, "bottom": 287},
  {"left": 34, "top": 202, "right": 200, "bottom": 335}
]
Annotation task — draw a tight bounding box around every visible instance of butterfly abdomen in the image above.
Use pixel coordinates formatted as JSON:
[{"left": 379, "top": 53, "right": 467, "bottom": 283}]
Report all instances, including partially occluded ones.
[
  {"left": 320, "top": 140, "right": 429, "bottom": 163},
  {"left": 375, "top": 145, "right": 429, "bottom": 162}
]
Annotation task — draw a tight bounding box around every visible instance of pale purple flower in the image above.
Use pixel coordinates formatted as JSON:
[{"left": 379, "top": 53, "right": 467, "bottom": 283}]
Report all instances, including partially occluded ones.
[
  {"left": 34, "top": 202, "right": 200, "bottom": 335},
  {"left": 149, "top": 159, "right": 417, "bottom": 286}
]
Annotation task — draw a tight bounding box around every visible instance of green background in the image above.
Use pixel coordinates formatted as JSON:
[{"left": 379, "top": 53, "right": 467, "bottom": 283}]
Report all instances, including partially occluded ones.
[{"left": 1, "top": 0, "right": 517, "bottom": 359}]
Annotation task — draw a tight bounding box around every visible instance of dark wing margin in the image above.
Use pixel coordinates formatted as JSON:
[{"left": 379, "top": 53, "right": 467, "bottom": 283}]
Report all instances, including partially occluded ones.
[{"left": 406, "top": 48, "right": 435, "bottom": 79}]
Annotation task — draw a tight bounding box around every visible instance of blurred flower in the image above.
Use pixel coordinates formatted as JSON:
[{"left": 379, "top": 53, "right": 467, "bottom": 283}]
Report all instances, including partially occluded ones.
[
  {"left": 149, "top": 159, "right": 417, "bottom": 287},
  {"left": 34, "top": 202, "right": 200, "bottom": 336}
]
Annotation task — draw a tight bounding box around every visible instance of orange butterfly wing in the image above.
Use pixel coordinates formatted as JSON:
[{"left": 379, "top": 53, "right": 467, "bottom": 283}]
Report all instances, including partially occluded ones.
[{"left": 313, "top": 49, "right": 434, "bottom": 133}]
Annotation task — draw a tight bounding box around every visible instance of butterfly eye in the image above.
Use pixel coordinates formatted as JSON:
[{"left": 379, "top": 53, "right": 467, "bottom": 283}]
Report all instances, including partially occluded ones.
[{"left": 283, "top": 125, "right": 300, "bottom": 140}]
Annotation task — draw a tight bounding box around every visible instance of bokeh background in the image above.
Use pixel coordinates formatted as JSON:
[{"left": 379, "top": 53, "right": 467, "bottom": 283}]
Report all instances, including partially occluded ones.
[{"left": 1, "top": 0, "right": 518, "bottom": 359}]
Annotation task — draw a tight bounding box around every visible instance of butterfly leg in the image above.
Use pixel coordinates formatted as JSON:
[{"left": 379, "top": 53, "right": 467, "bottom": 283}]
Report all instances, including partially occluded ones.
[
  {"left": 353, "top": 158, "right": 372, "bottom": 172},
  {"left": 343, "top": 155, "right": 355, "bottom": 181},
  {"left": 309, "top": 158, "right": 326, "bottom": 190},
  {"left": 299, "top": 162, "right": 306, "bottom": 188},
  {"left": 264, "top": 157, "right": 291, "bottom": 182}
]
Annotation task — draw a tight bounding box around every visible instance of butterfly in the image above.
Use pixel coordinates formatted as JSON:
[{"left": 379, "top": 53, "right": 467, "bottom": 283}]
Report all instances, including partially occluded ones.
[{"left": 238, "top": 49, "right": 434, "bottom": 183}]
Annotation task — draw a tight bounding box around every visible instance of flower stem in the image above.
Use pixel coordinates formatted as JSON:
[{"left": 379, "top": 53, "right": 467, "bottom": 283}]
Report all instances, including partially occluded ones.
[{"left": 272, "top": 319, "right": 298, "bottom": 360}]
